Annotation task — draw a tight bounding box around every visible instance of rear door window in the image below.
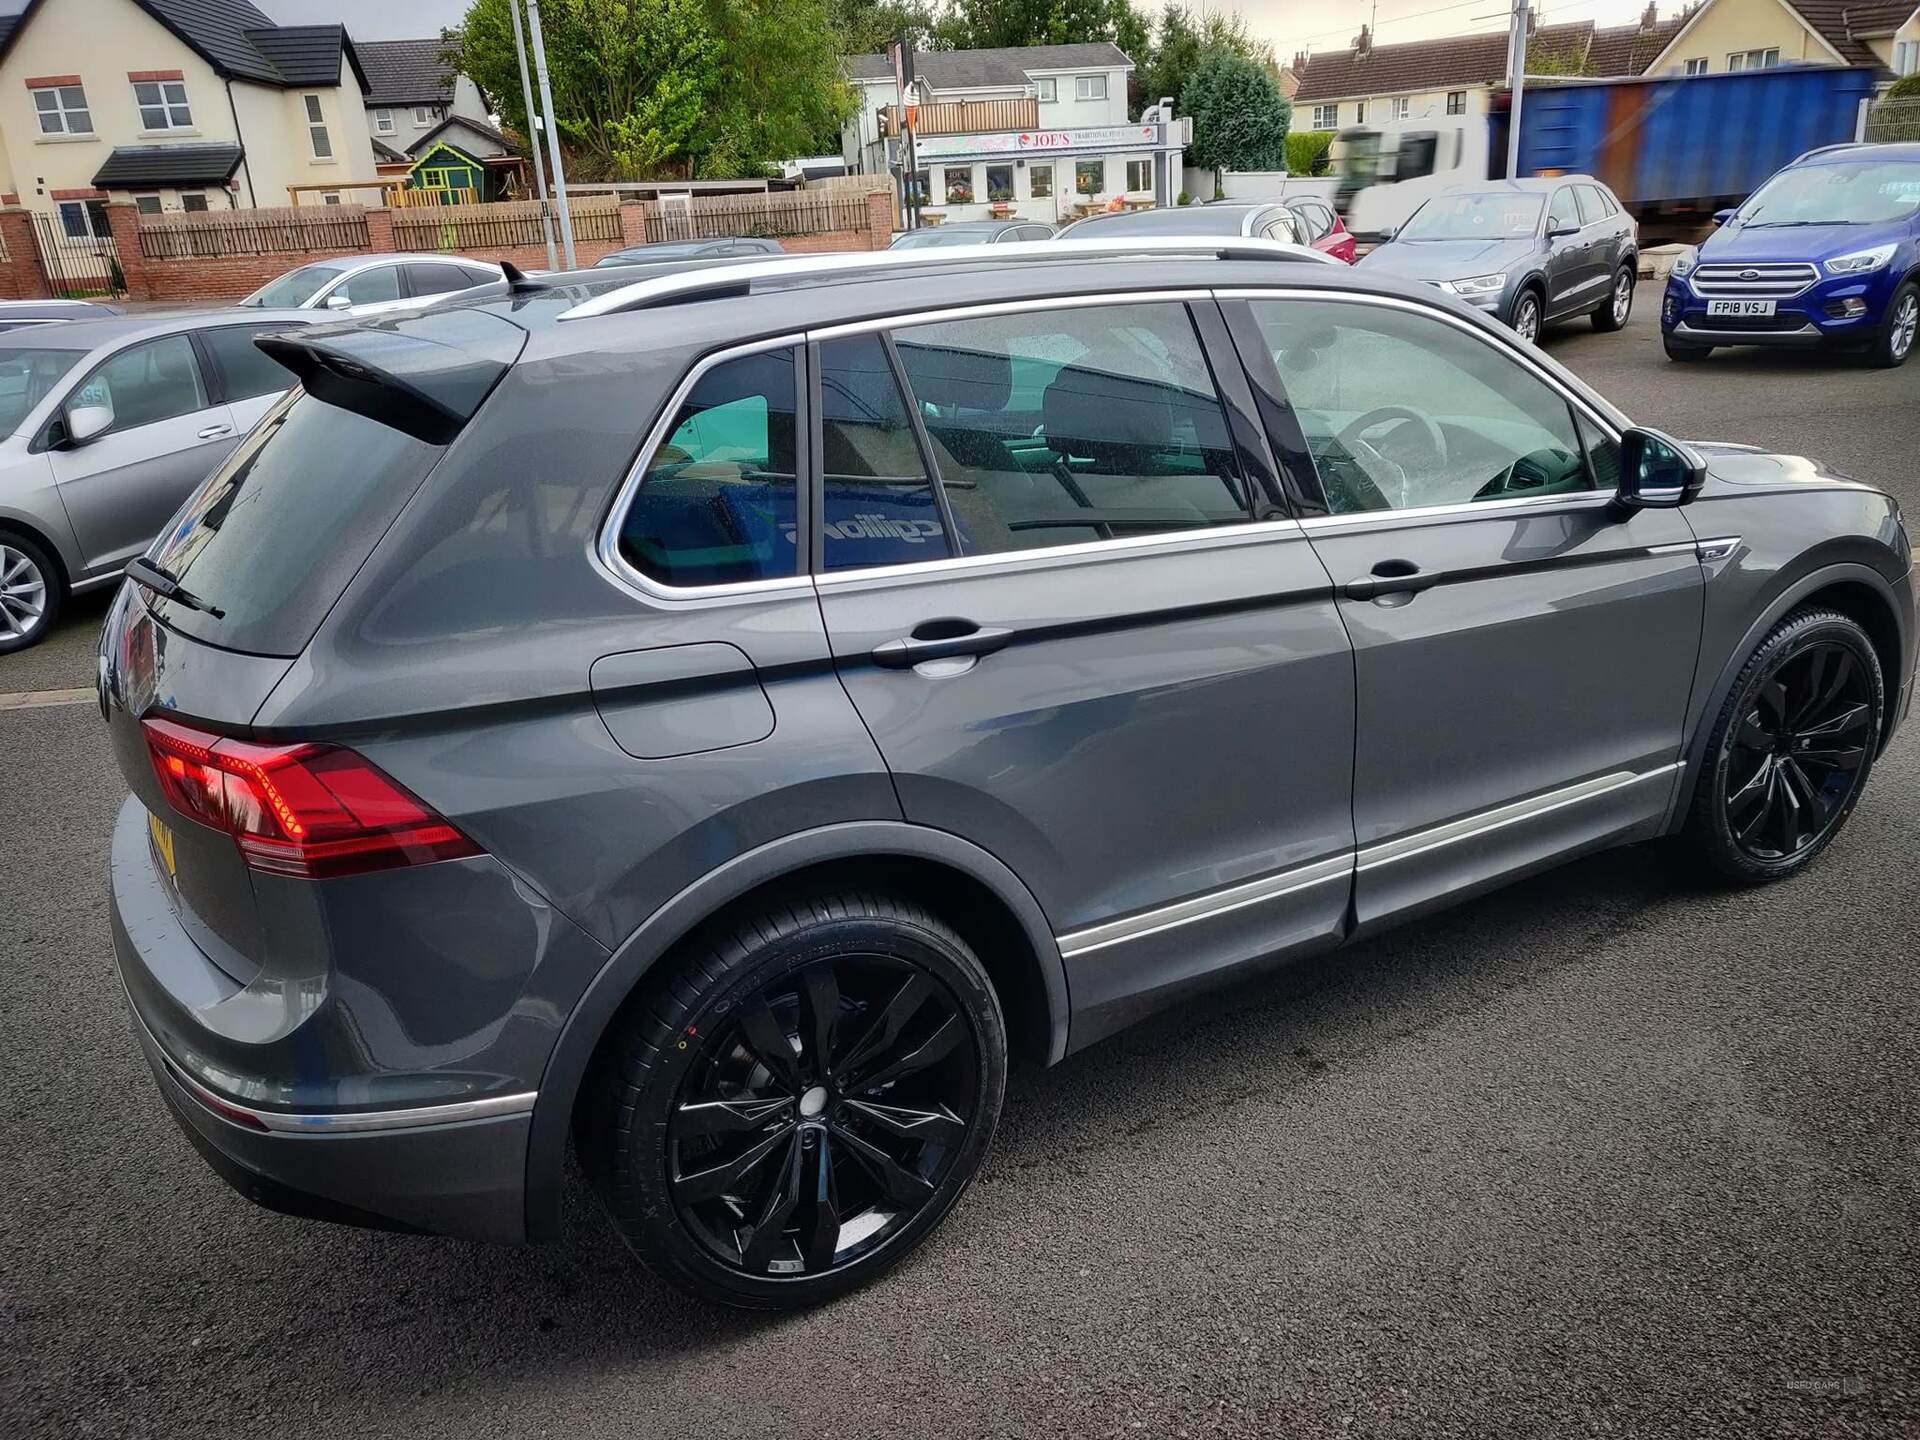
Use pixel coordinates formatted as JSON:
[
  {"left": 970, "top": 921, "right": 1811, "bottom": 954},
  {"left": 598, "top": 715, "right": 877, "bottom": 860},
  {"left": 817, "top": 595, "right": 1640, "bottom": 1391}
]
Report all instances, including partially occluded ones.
[
  {"left": 891, "top": 302, "right": 1252, "bottom": 557},
  {"left": 145, "top": 390, "right": 444, "bottom": 655},
  {"left": 198, "top": 324, "right": 299, "bottom": 402},
  {"left": 403, "top": 262, "right": 484, "bottom": 298},
  {"left": 818, "top": 333, "right": 952, "bottom": 570},
  {"left": 616, "top": 346, "right": 800, "bottom": 587},
  {"left": 1574, "top": 184, "right": 1608, "bottom": 225}
]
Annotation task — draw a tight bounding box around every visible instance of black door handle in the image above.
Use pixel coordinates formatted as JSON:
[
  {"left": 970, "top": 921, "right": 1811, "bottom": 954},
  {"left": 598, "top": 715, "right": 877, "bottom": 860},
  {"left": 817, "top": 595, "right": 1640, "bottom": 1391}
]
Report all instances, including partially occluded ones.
[
  {"left": 1344, "top": 561, "right": 1441, "bottom": 601},
  {"left": 872, "top": 623, "right": 1014, "bottom": 669}
]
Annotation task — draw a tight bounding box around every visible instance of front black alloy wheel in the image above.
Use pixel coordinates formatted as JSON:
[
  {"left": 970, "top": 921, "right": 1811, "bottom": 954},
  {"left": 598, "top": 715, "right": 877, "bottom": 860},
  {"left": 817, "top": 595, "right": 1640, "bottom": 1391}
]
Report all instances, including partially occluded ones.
[
  {"left": 581, "top": 894, "right": 1006, "bottom": 1308},
  {"left": 1689, "top": 608, "right": 1884, "bottom": 883}
]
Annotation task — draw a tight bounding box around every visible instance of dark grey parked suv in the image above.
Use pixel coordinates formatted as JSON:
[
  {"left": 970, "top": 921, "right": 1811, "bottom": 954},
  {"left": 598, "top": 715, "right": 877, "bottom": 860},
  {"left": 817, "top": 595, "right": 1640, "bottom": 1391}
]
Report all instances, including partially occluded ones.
[{"left": 104, "top": 240, "right": 1916, "bottom": 1309}]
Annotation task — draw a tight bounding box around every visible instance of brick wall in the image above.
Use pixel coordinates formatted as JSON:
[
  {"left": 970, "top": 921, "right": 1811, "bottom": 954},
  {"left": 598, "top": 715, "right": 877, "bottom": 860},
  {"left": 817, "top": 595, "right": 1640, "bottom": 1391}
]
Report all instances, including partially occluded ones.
[{"left": 0, "top": 209, "right": 50, "bottom": 300}]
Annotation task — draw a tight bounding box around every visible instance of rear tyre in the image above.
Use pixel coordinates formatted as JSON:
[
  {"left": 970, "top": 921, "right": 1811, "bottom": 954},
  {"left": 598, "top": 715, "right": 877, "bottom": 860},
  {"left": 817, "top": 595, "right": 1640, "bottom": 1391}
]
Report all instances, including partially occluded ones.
[
  {"left": 1684, "top": 608, "right": 1883, "bottom": 885},
  {"left": 1663, "top": 334, "right": 1711, "bottom": 362},
  {"left": 1508, "top": 288, "right": 1543, "bottom": 345},
  {"left": 579, "top": 892, "right": 1007, "bottom": 1310},
  {"left": 0, "top": 530, "right": 61, "bottom": 655},
  {"left": 1591, "top": 265, "right": 1635, "bottom": 331},
  {"left": 1866, "top": 281, "right": 1918, "bottom": 369}
]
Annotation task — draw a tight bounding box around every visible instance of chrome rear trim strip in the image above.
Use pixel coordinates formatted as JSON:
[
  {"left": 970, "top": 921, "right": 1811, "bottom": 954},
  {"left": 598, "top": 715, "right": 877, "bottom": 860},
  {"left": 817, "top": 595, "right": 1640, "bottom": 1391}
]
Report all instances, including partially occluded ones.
[
  {"left": 1356, "top": 764, "right": 1681, "bottom": 872},
  {"left": 163, "top": 1051, "right": 538, "bottom": 1133},
  {"left": 1058, "top": 854, "right": 1354, "bottom": 959}
]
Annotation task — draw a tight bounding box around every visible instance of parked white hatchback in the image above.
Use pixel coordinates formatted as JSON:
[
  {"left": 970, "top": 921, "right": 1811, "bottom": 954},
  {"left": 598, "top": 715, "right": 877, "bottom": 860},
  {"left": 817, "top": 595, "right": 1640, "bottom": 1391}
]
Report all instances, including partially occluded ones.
[{"left": 237, "top": 254, "right": 504, "bottom": 316}]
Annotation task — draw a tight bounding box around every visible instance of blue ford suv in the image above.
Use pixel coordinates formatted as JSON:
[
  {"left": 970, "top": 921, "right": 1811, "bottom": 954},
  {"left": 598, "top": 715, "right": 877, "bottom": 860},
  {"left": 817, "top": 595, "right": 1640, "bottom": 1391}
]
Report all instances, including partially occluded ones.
[{"left": 1662, "top": 142, "right": 1920, "bottom": 366}]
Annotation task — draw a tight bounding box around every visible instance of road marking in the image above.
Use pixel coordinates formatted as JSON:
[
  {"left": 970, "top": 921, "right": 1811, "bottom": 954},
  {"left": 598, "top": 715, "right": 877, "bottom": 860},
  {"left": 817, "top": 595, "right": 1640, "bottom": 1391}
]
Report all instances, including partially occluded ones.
[{"left": 0, "top": 687, "right": 96, "bottom": 712}]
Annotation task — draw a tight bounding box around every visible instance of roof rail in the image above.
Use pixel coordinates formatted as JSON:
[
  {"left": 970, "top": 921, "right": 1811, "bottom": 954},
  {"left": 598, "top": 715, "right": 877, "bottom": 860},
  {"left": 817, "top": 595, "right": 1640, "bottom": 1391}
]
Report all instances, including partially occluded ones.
[
  {"left": 557, "top": 235, "right": 1343, "bottom": 321},
  {"left": 1792, "top": 141, "right": 1869, "bottom": 163}
]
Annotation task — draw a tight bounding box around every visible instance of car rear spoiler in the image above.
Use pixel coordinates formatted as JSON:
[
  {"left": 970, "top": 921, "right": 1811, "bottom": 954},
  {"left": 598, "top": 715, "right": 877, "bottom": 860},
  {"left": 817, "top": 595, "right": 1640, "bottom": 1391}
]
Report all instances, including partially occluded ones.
[{"left": 255, "top": 308, "right": 526, "bottom": 445}]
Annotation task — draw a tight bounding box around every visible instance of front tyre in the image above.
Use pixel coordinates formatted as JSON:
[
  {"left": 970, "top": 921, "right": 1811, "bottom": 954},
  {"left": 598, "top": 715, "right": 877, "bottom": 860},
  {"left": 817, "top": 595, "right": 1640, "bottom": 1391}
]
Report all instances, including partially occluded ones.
[
  {"left": 1508, "top": 288, "right": 1543, "bottom": 345},
  {"left": 0, "top": 530, "right": 61, "bottom": 654},
  {"left": 1867, "top": 281, "right": 1918, "bottom": 369},
  {"left": 1592, "top": 265, "right": 1635, "bottom": 332},
  {"left": 580, "top": 893, "right": 1007, "bottom": 1309},
  {"left": 1686, "top": 608, "right": 1883, "bottom": 884}
]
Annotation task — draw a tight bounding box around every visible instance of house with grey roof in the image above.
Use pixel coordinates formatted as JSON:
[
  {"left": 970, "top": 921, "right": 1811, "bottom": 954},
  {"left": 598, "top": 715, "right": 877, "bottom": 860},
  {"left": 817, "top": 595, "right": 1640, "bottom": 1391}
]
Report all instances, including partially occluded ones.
[
  {"left": 0, "top": 0, "right": 377, "bottom": 229},
  {"left": 356, "top": 35, "right": 493, "bottom": 154},
  {"left": 842, "top": 42, "right": 1188, "bottom": 223}
]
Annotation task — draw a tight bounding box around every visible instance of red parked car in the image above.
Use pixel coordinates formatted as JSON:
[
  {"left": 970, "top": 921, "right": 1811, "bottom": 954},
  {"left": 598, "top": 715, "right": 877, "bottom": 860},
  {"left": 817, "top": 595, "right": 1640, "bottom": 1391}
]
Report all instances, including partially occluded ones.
[{"left": 1283, "top": 196, "right": 1357, "bottom": 263}]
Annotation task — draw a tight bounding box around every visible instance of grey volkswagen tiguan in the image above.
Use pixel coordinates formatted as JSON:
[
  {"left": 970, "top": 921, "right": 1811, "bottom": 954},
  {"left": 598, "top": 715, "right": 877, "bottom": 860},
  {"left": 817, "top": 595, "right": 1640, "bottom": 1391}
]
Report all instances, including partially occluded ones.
[{"left": 103, "top": 241, "right": 1915, "bottom": 1309}]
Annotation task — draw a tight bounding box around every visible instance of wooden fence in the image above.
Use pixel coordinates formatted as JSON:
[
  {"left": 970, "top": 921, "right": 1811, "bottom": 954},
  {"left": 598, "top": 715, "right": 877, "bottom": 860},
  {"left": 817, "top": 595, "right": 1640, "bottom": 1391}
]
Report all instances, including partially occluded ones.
[
  {"left": 137, "top": 205, "right": 371, "bottom": 259},
  {"left": 883, "top": 97, "right": 1039, "bottom": 137},
  {"left": 392, "top": 196, "right": 621, "bottom": 251},
  {"left": 643, "top": 189, "right": 873, "bottom": 243}
]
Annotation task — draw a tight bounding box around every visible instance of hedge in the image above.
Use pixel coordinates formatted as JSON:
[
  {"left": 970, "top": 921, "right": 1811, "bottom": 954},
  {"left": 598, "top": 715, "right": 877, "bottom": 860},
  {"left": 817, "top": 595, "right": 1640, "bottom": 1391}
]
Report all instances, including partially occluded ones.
[{"left": 1285, "top": 130, "right": 1335, "bottom": 177}]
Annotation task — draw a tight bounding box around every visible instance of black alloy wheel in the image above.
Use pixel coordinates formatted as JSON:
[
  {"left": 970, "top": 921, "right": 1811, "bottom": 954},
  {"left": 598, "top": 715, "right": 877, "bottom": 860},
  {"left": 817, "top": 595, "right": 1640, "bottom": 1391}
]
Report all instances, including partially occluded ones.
[
  {"left": 1691, "top": 609, "right": 1883, "bottom": 883},
  {"left": 582, "top": 894, "right": 1006, "bottom": 1309}
]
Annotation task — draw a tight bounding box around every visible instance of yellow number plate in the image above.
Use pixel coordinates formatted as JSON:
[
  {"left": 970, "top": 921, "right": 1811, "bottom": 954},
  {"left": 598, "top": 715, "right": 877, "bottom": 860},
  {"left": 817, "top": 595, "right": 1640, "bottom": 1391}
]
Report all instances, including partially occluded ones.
[{"left": 147, "top": 810, "right": 177, "bottom": 879}]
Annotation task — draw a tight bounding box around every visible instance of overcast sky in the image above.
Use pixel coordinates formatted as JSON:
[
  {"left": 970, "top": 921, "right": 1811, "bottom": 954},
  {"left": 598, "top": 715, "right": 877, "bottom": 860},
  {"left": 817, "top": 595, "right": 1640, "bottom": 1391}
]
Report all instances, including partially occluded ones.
[
  {"left": 255, "top": 0, "right": 468, "bottom": 41},
  {"left": 1247, "top": 0, "right": 1658, "bottom": 65}
]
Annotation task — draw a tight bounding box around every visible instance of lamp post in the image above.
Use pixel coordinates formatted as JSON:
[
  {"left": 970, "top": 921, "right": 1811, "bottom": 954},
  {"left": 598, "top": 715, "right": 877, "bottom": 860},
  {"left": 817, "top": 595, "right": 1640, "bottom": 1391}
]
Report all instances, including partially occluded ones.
[
  {"left": 507, "top": 0, "right": 555, "bottom": 269},
  {"left": 525, "top": 0, "right": 576, "bottom": 269}
]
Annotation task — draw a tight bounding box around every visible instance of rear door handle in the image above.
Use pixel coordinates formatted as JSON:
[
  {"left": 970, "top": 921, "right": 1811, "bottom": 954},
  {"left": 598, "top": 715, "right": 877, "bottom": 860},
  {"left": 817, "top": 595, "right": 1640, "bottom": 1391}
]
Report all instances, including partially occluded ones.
[
  {"left": 197, "top": 424, "right": 232, "bottom": 440},
  {"left": 872, "top": 623, "right": 1014, "bottom": 669},
  {"left": 1344, "top": 561, "right": 1441, "bottom": 601}
]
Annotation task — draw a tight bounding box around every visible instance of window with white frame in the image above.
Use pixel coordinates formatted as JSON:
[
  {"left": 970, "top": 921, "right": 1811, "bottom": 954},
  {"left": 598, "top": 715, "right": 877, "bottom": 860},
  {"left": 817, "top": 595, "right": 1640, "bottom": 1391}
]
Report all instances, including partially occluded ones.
[
  {"left": 1390, "top": 97, "right": 1410, "bottom": 120},
  {"left": 1355, "top": 100, "right": 1367, "bottom": 122},
  {"left": 133, "top": 194, "right": 163, "bottom": 215},
  {"left": 373, "top": 107, "right": 395, "bottom": 134},
  {"left": 1682, "top": 57, "right": 1708, "bottom": 75},
  {"left": 413, "top": 105, "right": 437, "bottom": 126},
  {"left": 1125, "top": 158, "right": 1152, "bottom": 191},
  {"left": 304, "top": 94, "right": 332, "bottom": 158},
  {"left": 56, "top": 199, "right": 107, "bottom": 239},
  {"left": 181, "top": 192, "right": 209, "bottom": 212},
  {"left": 1446, "top": 90, "right": 1466, "bottom": 115},
  {"left": 134, "top": 79, "right": 192, "bottom": 130},
  {"left": 1035, "top": 77, "right": 1057, "bottom": 102},
  {"left": 1896, "top": 40, "right": 1918, "bottom": 74},
  {"left": 1727, "top": 48, "right": 1779, "bottom": 71},
  {"left": 1312, "top": 103, "right": 1336, "bottom": 128},
  {"left": 32, "top": 82, "right": 93, "bottom": 136},
  {"left": 1075, "top": 74, "right": 1107, "bottom": 101}
]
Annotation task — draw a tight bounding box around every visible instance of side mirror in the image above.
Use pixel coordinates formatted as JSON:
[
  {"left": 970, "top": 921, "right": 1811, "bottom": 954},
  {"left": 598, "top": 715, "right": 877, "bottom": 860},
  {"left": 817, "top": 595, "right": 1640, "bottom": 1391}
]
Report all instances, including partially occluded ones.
[
  {"left": 1614, "top": 426, "right": 1706, "bottom": 510},
  {"left": 64, "top": 401, "right": 114, "bottom": 445},
  {"left": 322, "top": 292, "right": 352, "bottom": 311},
  {"left": 1547, "top": 223, "right": 1580, "bottom": 240},
  {"left": 1712, "top": 207, "right": 1736, "bottom": 226}
]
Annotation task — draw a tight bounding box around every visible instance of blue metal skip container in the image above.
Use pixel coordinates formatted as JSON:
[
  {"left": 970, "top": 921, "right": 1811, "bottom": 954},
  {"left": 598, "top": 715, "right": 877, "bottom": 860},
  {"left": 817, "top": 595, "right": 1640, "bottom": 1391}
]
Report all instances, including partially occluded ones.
[{"left": 1512, "top": 65, "right": 1878, "bottom": 211}]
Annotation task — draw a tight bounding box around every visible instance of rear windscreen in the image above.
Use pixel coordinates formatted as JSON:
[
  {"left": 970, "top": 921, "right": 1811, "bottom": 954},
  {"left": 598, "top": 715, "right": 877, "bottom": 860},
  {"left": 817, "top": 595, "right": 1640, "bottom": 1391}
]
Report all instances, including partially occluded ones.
[{"left": 145, "top": 389, "right": 443, "bottom": 656}]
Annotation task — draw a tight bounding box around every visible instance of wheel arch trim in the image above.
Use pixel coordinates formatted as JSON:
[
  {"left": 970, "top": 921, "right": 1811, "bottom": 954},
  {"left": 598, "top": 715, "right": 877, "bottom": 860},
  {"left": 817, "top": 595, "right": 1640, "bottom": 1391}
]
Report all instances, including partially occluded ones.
[
  {"left": 522, "top": 820, "right": 1069, "bottom": 1243},
  {"left": 1663, "top": 560, "right": 1912, "bottom": 832}
]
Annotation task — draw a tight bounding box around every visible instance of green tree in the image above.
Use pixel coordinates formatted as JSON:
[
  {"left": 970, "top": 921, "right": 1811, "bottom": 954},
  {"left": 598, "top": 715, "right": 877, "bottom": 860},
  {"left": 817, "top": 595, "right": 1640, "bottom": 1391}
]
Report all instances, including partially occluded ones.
[
  {"left": 1136, "top": 3, "right": 1268, "bottom": 109},
  {"left": 1181, "top": 50, "right": 1289, "bottom": 183},
  {"left": 828, "top": 0, "right": 945, "bottom": 56},
  {"left": 456, "top": 0, "right": 853, "bottom": 180},
  {"left": 1887, "top": 72, "right": 1920, "bottom": 101},
  {"left": 936, "top": 0, "right": 1139, "bottom": 51}
]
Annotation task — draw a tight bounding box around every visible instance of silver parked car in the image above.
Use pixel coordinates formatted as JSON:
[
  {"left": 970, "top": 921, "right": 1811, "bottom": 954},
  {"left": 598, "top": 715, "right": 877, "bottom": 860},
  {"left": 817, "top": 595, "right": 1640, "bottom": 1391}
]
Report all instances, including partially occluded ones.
[
  {"left": 0, "top": 310, "right": 319, "bottom": 651},
  {"left": 237, "top": 253, "right": 504, "bottom": 316},
  {"left": 1359, "top": 177, "right": 1639, "bottom": 342}
]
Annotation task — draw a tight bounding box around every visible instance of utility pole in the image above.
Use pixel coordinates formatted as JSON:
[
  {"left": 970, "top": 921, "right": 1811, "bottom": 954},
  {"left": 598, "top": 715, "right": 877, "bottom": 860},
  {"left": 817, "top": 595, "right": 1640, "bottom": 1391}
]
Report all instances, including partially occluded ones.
[
  {"left": 508, "top": 0, "right": 556, "bottom": 269},
  {"left": 525, "top": 0, "right": 577, "bottom": 269},
  {"left": 1504, "top": 0, "right": 1528, "bottom": 180}
]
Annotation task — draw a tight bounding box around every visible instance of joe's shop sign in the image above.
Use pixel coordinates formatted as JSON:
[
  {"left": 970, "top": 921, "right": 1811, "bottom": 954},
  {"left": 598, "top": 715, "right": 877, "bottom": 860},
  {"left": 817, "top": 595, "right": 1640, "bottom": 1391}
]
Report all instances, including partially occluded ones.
[{"left": 913, "top": 123, "right": 1165, "bottom": 161}]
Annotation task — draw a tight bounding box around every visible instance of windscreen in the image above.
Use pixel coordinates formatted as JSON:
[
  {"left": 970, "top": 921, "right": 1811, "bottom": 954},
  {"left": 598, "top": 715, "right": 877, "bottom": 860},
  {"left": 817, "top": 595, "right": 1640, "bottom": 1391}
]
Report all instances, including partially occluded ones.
[
  {"left": 1738, "top": 161, "right": 1920, "bottom": 226},
  {"left": 891, "top": 228, "right": 1000, "bottom": 248},
  {"left": 1065, "top": 208, "right": 1247, "bottom": 236},
  {"left": 144, "top": 389, "right": 444, "bottom": 655},
  {"left": 0, "top": 347, "right": 83, "bottom": 435},
  {"left": 1400, "top": 193, "right": 1543, "bottom": 240},
  {"left": 239, "top": 262, "right": 347, "bottom": 308}
]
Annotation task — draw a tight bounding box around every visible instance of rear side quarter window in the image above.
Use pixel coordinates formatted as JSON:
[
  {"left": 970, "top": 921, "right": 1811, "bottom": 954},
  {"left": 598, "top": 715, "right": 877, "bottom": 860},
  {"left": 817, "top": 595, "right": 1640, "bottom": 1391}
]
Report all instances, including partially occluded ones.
[{"left": 616, "top": 346, "right": 801, "bottom": 588}]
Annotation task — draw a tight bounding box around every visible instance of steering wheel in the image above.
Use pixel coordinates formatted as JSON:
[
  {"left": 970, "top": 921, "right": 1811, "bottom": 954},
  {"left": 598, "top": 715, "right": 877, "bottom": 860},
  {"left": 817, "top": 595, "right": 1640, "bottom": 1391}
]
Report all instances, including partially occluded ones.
[{"left": 1337, "top": 406, "right": 1449, "bottom": 506}]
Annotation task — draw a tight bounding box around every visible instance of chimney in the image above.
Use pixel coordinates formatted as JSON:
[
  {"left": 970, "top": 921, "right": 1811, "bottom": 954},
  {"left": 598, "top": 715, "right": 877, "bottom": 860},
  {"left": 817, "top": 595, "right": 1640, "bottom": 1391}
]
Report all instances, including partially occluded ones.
[
  {"left": 1293, "top": 50, "right": 1309, "bottom": 75},
  {"left": 1526, "top": 6, "right": 1537, "bottom": 34},
  {"left": 1353, "top": 24, "right": 1371, "bottom": 57},
  {"left": 1641, "top": 1, "right": 1658, "bottom": 29}
]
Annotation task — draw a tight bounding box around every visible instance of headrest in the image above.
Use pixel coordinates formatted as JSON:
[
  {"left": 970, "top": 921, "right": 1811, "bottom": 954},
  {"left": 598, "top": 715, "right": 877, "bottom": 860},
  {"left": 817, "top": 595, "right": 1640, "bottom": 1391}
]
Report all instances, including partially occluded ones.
[
  {"left": 896, "top": 340, "right": 1012, "bottom": 412},
  {"left": 1043, "top": 367, "right": 1173, "bottom": 465}
]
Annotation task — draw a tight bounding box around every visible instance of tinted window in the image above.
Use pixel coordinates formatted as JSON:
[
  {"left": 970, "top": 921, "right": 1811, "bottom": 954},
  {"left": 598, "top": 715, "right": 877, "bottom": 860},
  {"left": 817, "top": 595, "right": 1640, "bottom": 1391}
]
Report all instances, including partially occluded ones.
[
  {"left": 617, "top": 347, "right": 799, "bottom": 586},
  {"left": 404, "top": 263, "right": 483, "bottom": 298},
  {"left": 0, "top": 347, "right": 83, "bottom": 434},
  {"left": 1250, "top": 298, "right": 1595, "bottom": 514},
  {"left": 1397, "top": 133, "right": 1438, "bottom": 181},
  {"left": 1573, "top": 184, "right": 1607, "bottom": 225},
  {"left": 199, "top": 325, "right": 298, "bottom": 402},
  {"left": 894, "top": 302, "right": 1251, "bottom": 557},
  {"left": 337, "top": 264, "right": 402, "bottom": 305},
  {"left": 1547, "top": 187, "right": 1581, "bottom": 231},
  {"left": 146, "top": 391, "right": 445, "bottom": 656},
  {"left": 819, "top": 334, "right": 951, "bottom": 570},
  {"left": 71, "top": 335, "right": 207, "bottom": 433}
]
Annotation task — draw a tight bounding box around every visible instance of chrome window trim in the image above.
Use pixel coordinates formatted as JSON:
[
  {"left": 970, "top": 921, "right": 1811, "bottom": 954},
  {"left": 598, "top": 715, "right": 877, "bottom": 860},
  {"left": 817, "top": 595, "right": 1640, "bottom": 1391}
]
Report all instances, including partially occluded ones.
[
  {"left": 1058, "top": 854, "right": 1353, "bottom": 959},
  {"left": 591, "top": 331, "right": 816, "bottom": 607},
  {"left": 806, "top": 286, "right": 1214, "bottom": 342},
  {"left": 1298, "top": 491, "right": 1616, "bottom": 532}
]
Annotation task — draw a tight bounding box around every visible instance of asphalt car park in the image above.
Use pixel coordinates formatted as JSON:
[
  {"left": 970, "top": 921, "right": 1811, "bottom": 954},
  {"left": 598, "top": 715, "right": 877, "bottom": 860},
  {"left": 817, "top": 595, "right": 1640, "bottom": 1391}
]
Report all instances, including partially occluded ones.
[{"left": 4, "top": 280, "right": 1917, "bottom": 1437}]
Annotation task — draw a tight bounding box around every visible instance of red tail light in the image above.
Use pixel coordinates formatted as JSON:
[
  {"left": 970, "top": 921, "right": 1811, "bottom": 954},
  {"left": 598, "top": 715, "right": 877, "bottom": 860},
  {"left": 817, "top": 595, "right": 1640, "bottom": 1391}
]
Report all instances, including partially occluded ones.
[{"left": 142, "top": 716, "right": 482, "bottom": 879}]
